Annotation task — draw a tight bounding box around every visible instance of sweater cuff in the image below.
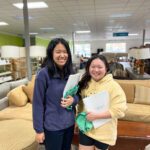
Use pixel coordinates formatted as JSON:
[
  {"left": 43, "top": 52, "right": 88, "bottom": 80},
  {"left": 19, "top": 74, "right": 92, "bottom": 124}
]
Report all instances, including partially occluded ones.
[
  {"left": 72, "top": 95, "right": 79, "bottom": 106},
  {"left": 35, "top": 128, "right": 44, "bottom": 134}
]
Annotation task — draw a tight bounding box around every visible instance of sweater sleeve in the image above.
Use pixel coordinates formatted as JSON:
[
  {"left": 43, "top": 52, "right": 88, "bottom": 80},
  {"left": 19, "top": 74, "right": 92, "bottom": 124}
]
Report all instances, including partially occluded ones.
[
  {"left": 32, "top": 74, "right": 47, "bottom": 133},
  {"left": 72, "top": 95, "right": 79, "bottom": 106},
  {"left": 109, "top": 82, "right": 127, "bottom": 119}
]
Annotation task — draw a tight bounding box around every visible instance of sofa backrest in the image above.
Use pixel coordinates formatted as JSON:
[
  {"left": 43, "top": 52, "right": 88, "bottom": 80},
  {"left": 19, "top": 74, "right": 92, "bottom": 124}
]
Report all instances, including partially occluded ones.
[
  {"left": 0, "top": 82, "right": 10, "bottom": 110},
  {"left": 116, "top": 79, "right": 150, "bottom": 103},
  {"left": 9, "top": 78, "right": 29, "bottom": 90},
  {"left": 0, "top": 82, "right": 11, "bottom": 99}
]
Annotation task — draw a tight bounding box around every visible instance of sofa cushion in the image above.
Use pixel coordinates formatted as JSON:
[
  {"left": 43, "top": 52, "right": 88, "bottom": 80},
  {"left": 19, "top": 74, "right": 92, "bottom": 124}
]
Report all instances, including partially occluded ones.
[
  {"left": 0, "top": 103, "right": 32, "bottom": 121},
  {"left": 116, "top": 81, "right": 135, "bottom": 103},
  {"left": 120, "top": 103, "right": 150, "bottom": 123},
  {"left": 7, "top": 85, "right": 28, "bottom": 107},
  {"left": 0, "top": 119, "right": 38, "bottom": 150},
  {"left": 22, "top": 75, "right": 35, "bottom": 103},
  {"left": 134, "top": 85, "right": 150, "bottom": 105},
  {"left": 22, "top": 81, "right": 34, "bottom": 103},
  {"left": 0, "top": 82, "right": 10, "bottom": 99}
]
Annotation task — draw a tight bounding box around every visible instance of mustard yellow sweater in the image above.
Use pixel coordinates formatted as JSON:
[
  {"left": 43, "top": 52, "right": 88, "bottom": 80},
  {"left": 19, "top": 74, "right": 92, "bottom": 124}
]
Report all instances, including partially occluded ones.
[{"left": 78, "top": 74, "right": 127, "bottom": 145}]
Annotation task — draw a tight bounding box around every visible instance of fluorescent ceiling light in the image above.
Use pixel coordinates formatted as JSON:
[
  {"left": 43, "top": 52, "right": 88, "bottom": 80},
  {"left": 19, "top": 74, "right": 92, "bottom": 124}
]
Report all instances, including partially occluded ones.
[
  {"left": 55, "top": 34, "right": 67, "bottom": 37},
  {"left": 29, "top": 32, "right": 38, "bottom": 35},
  {"left": 13, "top": 2, "right": 48, "bottom": 9},
  {"left": 106, "top": 26, "right": 123, "bottom": 29},
  {"left": 76, "top": 30, "right": 91, "bottom": 34},
  {"left": 128, "top": 33, "right": 139, "bottom": 36},
  {"left": 40, "top": 27, "right": 54, "bottom": 30},
  {"left": 0, "top": 22, "right": 8, "bottom": 26},
  {"left": 110, "top": 13, "right": 132, "bottom": 18}
]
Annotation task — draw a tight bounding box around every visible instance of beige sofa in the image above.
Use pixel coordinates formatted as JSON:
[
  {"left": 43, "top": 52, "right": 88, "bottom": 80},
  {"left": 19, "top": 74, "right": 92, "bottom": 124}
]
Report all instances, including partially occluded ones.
[
  {"left": 116, "top": 79, "right": 150, "bottom": 123},
  {"left": 0, "top": 76, "right": 38, "bottom": 150}
]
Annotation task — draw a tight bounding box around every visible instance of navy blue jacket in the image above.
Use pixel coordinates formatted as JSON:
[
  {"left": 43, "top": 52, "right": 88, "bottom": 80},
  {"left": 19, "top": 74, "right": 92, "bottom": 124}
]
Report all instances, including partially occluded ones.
[{"left": 32, "top": 67, "right": 79, "bottom": 133}]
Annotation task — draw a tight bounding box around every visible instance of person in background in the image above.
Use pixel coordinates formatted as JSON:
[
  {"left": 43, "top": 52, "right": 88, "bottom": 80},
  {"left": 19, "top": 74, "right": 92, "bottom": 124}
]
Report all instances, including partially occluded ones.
[
  {"left": 77, "top": 55, "right": 127, "bottom": 150},
  {"left": 32, "top": 38, "right": 79, "bottom": 150}
]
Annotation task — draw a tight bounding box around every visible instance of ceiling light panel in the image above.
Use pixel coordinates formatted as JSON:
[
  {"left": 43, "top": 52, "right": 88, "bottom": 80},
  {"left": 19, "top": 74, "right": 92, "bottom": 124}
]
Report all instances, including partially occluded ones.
[
  {"left": 128, "top": 33, "right": 139, "bottom": 36},
  {"left": 40, "top": 27, "right": 54, "bottom": 30},
  {"left": 76, "top": 30, "right": 91, "bottom": 34},
  {"left": 29, "top": 32, "right": 38, "bottom": 35},
  {"left": 0, "top": 22, "right": 8, "bottom": 26},
  {"left": 13, "top": 2, "right": 48, "bottom": 9}
]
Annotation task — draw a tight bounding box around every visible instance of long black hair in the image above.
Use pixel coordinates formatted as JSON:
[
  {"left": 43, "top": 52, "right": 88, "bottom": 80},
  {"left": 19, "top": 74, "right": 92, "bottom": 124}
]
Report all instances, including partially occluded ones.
[
  {"left": 78, "top": 55, "right": 109, "bottom": 95},
  {"left": 41, "top": 38, "right": 73, "bottom": 77}
]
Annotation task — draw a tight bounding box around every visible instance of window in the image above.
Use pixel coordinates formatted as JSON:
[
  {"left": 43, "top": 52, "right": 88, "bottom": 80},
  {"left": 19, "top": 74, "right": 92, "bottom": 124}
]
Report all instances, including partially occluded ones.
[
  {"left": 75, "top": 44, "right": 91, "bottom": 57},
  {"left": 106, "top": 43, "right": 126, "bottom": 52}
]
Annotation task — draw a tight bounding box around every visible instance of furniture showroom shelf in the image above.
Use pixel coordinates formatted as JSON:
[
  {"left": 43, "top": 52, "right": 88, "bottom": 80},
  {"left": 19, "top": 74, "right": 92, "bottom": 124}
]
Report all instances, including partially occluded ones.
[
  {"left": 0, "top": 63, "right": 11, "bottom": 66},
  {"left": 0, "top": 63, "right": 12, "bottom": 84},
  {"left": 0, "top": 71, "right": 12, "bottom": 77}
]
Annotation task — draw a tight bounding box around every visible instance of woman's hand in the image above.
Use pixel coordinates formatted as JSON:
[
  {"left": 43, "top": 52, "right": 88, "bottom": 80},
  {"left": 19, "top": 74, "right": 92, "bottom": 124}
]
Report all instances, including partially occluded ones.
[
  {"left": 35, "top": 132, "right": 45, "bottom": 144},
  {"left": 86, "top": 112, "right": 99, "bottom": 121},
  {"left": 86, "top": 111, "right": 111, "bottom": 121},
  {"left": 61, "top": 95, "right": 74, "bottom": 108}
]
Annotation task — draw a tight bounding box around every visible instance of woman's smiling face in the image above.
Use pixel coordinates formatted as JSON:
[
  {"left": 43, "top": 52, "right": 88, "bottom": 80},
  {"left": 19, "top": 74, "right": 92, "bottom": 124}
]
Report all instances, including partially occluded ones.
[
  {"left": 53, "top": 43, "right": 68, "bottom": 69},
  {"left": 89, "top": 58, "right": 107, "bottom": 81}
]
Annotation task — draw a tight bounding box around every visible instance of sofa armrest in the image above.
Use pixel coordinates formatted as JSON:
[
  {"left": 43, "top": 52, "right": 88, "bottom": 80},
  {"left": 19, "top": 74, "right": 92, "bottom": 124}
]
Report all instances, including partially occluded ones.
[{"left": 0, "top": 97, "right": 8, "bottom": 111}]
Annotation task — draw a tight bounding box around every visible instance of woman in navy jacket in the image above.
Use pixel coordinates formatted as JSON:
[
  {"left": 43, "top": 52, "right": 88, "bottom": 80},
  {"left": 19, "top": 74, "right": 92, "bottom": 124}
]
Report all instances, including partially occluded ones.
[{"left": 32, "top": 38, "right": 78, "bottom": 150}]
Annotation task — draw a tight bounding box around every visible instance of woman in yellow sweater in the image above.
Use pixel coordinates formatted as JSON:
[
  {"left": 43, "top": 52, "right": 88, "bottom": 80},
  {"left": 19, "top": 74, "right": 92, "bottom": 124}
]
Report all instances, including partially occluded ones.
[{"left": 77, "top": 55, "right": 127, "bottom": 150}]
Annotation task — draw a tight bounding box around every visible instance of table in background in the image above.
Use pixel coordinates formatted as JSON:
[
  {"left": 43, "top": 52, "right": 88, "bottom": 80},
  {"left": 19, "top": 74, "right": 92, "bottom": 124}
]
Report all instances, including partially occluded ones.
[{"left": 109, "top": 120, "right": 150, "bottom": 150}]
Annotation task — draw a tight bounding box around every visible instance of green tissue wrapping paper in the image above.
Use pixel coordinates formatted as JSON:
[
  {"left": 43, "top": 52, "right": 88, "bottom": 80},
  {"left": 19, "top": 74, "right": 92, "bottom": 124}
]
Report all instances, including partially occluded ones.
[
  {"left": 76, "top": 112, "right": 93, "bottom": 133},
  {"left": 64, "top": 85, "right": 79, "bottom": 110}
]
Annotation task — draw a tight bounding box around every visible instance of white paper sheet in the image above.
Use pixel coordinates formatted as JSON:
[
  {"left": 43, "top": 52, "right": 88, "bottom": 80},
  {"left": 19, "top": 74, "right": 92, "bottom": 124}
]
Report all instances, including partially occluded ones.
[
  {"left": 83, "top": 91, "right": 111, "bottom": 128},
  {"left": 63, "top": 73, "right": 81, "bottom": 97}
]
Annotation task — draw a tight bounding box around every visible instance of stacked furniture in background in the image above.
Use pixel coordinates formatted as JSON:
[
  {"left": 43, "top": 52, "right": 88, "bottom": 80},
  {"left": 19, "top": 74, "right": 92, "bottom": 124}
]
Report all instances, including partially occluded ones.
[{"left": 11, "top": 58, "right": 27, "bottom": 80}]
